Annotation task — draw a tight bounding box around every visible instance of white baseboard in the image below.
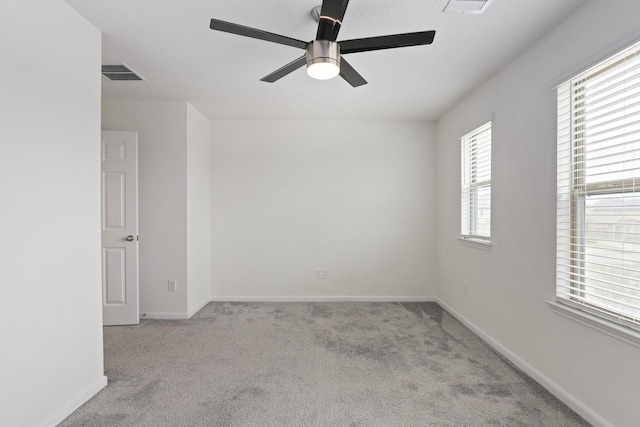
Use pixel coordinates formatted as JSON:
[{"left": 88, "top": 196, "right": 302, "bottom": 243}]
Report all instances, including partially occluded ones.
[
  {"left": 436, "top": 298, "right": 612, "bottom": 427},
  {"left": 188, "top": 297, "right": 212, "bottom": 318},
  {"left": 141, "top": 298, "right": 212, "bottom": 320},
  {"left": 42, "top": 375, "right": 107, "bottom": 427},
  {"left": 143, "top": 297, "right": 438, "bottom": 319},
  {"left": 210, "top": 295, "right": 437, "bottom": 302},
  {"left": 140, "top": 312, "right": 189, "bottom": 320}
]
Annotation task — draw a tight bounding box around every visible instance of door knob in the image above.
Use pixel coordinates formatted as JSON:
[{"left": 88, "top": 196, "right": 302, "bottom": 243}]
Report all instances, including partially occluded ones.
[{"left": 125, "top": 235, "right": 135, "bottom": 242}]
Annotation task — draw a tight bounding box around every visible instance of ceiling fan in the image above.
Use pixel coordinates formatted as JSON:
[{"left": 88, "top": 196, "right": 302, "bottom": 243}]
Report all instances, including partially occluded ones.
[{"left": 209, "top": 0, "right": 436, "bottom": 87}]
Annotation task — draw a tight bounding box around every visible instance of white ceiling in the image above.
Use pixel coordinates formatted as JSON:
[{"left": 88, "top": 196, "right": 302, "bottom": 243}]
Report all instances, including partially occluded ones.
[{"left": 65, "top": 0, "right": 587, "bottom": 121}]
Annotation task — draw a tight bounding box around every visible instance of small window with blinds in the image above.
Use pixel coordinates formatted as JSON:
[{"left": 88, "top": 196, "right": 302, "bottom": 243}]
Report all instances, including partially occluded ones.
[
  {"left": 556, "top": 40, "right": 640, "bottom": 330},
  {"left": 461, "top": 122, "right": 492, "bottom": 242}
]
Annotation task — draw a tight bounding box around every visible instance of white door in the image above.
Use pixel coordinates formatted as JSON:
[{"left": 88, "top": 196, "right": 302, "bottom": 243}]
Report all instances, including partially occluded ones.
[{"left": 101, "top": 131, "right": 139, "bottom": 325}]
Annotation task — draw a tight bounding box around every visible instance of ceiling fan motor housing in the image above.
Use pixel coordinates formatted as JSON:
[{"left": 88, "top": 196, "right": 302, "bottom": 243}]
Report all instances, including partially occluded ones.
[{"left": 306, "top": 40, "right": 340, "bottom": 79}]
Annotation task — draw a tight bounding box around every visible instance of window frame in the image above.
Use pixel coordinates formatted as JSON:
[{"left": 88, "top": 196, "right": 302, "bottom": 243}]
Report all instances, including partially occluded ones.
[
  {"left": 554, "top": 39, "right": 640, "bottom": 337},
  {"left": 460, "top": 121, "right": 492, "bottom": 244}
]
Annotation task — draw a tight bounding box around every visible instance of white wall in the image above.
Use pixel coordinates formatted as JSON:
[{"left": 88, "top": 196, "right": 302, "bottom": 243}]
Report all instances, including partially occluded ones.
[
  {"left": 436, "top": 1, "right": 640, "bottom": 426},
  {"left": 103, "top": 101, "right": 212, "bottom": 318},
  {"left": 0, "top": 1, "right": 106, "bottom": 425},
  {"left": 187, "top": 104, "right": 212, "bottom": 316},
  {"left": 211, "top": 121, "right": 437, "bottom": 300},
  {"left": 103, "top": 101, "right": 189, "bottom": 317}
]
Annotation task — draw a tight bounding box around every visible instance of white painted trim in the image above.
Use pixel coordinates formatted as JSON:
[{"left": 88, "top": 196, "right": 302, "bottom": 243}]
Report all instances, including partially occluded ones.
[
  {"left": 188, "top": 297, "right": 212, "bottom": 318},
  {"left": 142, "top": 297, "right": 437, "bottom": 317},
  {"left": 41, "top": 375, "right": 107, "bottom": 427},
  {"left": 457, "top": 113, "right": 495, "bottom": 139},
  {"left": 457, "top": 237, "right": 493, "bottom": 251},
  {"left": 546, "top": 300, "right": 640, "bottom": 349},
  {"left": 140, "top": 312, "right": 189, "bottom": 320},
  {"left": 211, "top": 296, "right": 437, "bottom": 302},
  {"left": 436, "top": 298, "right": 612, "bottom": 427}
]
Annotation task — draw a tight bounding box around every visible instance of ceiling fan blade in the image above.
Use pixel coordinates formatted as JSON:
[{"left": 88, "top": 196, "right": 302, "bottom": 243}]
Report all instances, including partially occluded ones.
[
  {"left": 260, "top": 55, "right": 307, "bottom": 83},
  {"left": 210, "top": 19, "right": 307, "bottom": 50},
  {"left": 339, "top": 58, "right": 367, "bottom": 87},
  {"left": 316, "top": 0, "right": 350, "bottom": 41},
  {"left": 340, "top": 30, "right": 436, "bottom": 54},
  {"left": 320, "top": 0, "right": 350, "bottom": 21}
]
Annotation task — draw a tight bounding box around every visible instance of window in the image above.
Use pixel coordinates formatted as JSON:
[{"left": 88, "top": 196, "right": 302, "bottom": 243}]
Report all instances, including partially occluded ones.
[
  {"left": 556, "top": 40, "right": 640, "bottom": 331},
  {"left": 461, "top": 122, "right": 492, "bottom": 242}
]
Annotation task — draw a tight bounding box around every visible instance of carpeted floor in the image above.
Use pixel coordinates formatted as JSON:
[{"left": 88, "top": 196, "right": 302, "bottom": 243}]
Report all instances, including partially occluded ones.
[{"left": 59, "top": 302, "right": 589, "bottom": 426}]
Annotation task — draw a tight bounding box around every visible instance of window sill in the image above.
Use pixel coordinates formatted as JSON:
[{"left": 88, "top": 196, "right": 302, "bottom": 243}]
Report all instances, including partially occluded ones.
[
  {"left": 458, "top": 237, "right": 492, "bottom": 251},
  {"left": 546, "top": 299, "right": 640, "bottom": 349}
]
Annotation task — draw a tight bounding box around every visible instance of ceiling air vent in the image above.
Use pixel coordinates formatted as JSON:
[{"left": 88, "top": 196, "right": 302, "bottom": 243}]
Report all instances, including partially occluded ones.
[
  {"left": 443, "top": 0, "right": 493, "bottom": 14},
  {"left": 102, "top": 64, "right": 144, "bottom": 81}
]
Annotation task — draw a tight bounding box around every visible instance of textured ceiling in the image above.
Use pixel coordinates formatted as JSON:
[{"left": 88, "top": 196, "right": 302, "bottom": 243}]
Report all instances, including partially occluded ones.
[{"left": 65, "top": 0, "right": 587, "bottom": 120}]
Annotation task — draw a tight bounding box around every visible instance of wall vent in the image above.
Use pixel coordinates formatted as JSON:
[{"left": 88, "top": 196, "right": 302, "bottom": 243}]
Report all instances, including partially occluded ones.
[
  {"left": 443, "top": 0, "right": 493, "bottom": 14},
  {"left": 102, "top": 64, "right": 144, "bottom": 81}
]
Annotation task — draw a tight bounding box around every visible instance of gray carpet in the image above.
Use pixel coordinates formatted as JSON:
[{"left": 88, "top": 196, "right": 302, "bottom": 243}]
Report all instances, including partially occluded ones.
[{"left": 60, "top": 302, "right": 589, "bottom": 426}]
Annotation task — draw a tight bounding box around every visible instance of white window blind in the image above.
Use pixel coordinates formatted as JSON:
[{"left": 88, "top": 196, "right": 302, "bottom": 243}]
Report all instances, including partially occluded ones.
[
  {"left": 557, "top": 40, "right": 640, "bottom": 330},
  {"left": 461, "top": 122, "right": 492, "bottom": 240}
]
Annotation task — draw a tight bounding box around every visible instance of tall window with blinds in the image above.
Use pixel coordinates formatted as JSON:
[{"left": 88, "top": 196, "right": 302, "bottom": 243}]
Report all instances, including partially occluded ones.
[
  {"left": 556, "top": 40, "right": 640, "bottom": 330},
  {"left": 461, "top": 122, "right": 492, "bottom": 241}
]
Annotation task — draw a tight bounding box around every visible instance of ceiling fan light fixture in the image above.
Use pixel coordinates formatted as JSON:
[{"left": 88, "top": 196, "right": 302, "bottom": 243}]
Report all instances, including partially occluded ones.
[
  {"left": 307, "top": 60, "right": 340, "bottom": 80},
  {"left": 306, "top": 40, "right": 340, "bottom": 80}
]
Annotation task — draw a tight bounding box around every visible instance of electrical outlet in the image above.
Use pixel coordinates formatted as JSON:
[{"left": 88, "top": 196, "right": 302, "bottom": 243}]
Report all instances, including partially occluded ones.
[
  {"left": 315, "top": 268, "right": 329, "bottom": 279},
  {"left": 168, "top": 279, "right": 177, "bottom": 292}
]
